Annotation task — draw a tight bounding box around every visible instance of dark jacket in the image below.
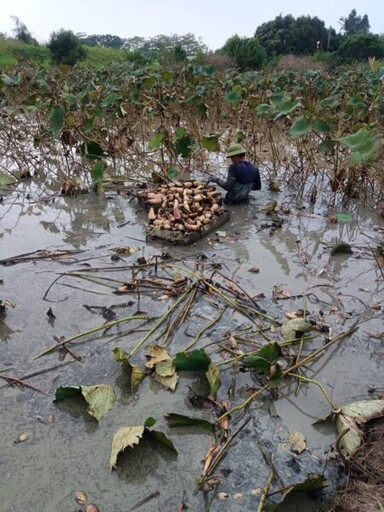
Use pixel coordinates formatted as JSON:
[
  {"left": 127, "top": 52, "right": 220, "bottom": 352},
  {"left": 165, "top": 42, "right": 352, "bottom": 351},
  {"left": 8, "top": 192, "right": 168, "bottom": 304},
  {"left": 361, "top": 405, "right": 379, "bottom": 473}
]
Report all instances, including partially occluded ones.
[{"left": 217, "top": 161, "right": 261, "bottom": 204}]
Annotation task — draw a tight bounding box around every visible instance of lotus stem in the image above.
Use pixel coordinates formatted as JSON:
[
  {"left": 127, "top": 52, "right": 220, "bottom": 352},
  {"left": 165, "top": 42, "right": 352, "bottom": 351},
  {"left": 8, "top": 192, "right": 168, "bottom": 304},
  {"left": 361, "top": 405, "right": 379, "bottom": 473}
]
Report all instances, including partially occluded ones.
[
  {"left": 35, "top": 315, "right": 152, "bottom": 358},
  {"left": 287, "top": 372, "right": 337, "bottom": 409},
  {"left": 257, "top": 469, "right": 274, "bottom": 512},
  {"left": 217, "top": 324, "right": 358, "bottom": 420}
]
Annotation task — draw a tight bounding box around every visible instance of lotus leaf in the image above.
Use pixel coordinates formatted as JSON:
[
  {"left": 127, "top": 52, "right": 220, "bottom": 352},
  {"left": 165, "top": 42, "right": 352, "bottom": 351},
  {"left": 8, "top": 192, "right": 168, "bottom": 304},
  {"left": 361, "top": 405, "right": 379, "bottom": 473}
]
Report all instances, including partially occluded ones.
[{"left": 55, "top": 384, "right": 116, "bottom": 422}]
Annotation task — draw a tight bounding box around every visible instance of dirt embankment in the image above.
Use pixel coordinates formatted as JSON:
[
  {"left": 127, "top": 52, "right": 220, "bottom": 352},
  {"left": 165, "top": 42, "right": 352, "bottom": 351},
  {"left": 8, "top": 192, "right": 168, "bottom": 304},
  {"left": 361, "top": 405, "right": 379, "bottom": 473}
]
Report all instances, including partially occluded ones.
[{"left": 330, "top": 418, "right": 384, "bottom": 512}]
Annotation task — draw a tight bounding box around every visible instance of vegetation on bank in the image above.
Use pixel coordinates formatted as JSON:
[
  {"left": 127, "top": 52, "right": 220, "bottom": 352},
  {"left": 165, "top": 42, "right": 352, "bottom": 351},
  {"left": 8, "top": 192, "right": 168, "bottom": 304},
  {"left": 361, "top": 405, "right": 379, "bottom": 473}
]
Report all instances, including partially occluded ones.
[{"left": 0, "top": 9, "right": 383, "bottom": 71}]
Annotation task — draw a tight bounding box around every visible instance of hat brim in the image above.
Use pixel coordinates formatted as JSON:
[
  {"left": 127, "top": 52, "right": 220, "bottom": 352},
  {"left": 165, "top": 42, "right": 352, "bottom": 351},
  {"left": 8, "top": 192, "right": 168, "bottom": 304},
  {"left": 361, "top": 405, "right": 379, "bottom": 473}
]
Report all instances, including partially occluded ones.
[{"left": 226, "top": 151, "right": 246, "bottom": 158}]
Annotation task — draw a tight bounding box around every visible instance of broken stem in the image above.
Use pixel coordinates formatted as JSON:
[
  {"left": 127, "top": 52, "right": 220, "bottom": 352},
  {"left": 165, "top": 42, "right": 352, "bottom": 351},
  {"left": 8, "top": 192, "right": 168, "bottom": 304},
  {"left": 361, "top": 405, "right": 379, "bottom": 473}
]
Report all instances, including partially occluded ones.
[
  {"left": 35, "top": 315, "right": 153, "bottom": 358},
  {"left": 257, "top": 469, "right": 274, "bottom": 512},
  {"left": 183, "top": 306, "right": 226, "bottom": 352},
  {"left": 218, "top": 324, "right": 358, "bottom": 420},
  {"left": 129, "top": 286, "right": 194, "bottom": 358},
  {"left": 0, "top": 374, "right": 47, "bottom": 394},
  {"left": 196, "top": 416, "right": 251, "bottom": 491}
]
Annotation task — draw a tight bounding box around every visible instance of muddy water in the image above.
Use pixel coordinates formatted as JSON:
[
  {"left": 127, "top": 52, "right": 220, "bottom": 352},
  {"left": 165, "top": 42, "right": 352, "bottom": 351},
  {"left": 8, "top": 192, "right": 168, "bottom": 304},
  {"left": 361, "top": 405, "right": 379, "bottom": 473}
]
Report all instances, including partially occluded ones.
[{"left": 0, "top": 181, "right": 383, "bottom": 512}]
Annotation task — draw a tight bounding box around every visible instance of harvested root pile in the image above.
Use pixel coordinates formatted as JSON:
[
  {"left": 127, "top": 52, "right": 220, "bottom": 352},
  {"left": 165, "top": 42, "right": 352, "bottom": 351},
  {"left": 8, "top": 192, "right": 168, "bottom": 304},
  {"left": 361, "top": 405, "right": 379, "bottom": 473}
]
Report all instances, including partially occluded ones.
[
  {"left": 329, "top": 418, "right": 384, "bottom": 512},
  {"left": 137, "top": 180, "right": 226, "bottom": 233}
]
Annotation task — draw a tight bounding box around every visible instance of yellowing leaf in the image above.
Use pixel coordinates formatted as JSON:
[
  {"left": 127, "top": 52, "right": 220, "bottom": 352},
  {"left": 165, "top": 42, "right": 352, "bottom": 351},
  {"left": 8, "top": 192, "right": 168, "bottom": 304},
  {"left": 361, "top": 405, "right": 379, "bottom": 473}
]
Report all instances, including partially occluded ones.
[
  {"left": 206, "top": 363, "right": 221, "bottom": 399},
  {"left": 156, "top": 359, "right": 176, "bottom": 377},
  {"left": 335, "top": 399, "right": 384, "bottom": 457},
  {"left": 55, "top": 384, "right": 116, "bottom": 422},
  {"left": 80, "top": 385, "right": 116, "bottom": 422},
  {"left": 154, "top": 368, "right": 178, "bottom": 391},
  {"left": 287, "top": 431, "right": 307, "bottom": 454},
  {"left": 110, "top": 419, "right": 177, "bottom": 469},
  {"left": 110, "top": 426, "right": 145, "bottom": 469},
  {"left": 145, "top": 345, "right": 171, "bottom": 368},
  {"left": 129, "top": 364, "right": 149, "bottom": 390}
]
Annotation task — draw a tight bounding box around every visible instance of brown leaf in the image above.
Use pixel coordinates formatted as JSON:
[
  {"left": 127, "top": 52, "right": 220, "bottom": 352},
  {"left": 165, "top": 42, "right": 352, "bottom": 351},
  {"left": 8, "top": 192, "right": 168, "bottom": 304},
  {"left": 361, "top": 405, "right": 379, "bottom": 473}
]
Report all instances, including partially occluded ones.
[
  {"left": 75, "top": 490, "right": 88, "bottom": 505},
  {"left": 14, "top": 432, "right": 29, "bottom": 443},
  {"left": 217, "top": 401, "right": 230, "bottom": 431},
  {"left": 202, "top": 477, "right": 221, "bottom": 491},
  {"left": 228, "top": 335, "right": 237, "bottom": 349},
  {"left": 203, "top": 444, "right": 219, "bottom": 475},
  {"left": 115, "top": 283, "right": 135, "bottom": 294},
  {"left": 285, "top": 310, "right": 304, "bottom": 319}
]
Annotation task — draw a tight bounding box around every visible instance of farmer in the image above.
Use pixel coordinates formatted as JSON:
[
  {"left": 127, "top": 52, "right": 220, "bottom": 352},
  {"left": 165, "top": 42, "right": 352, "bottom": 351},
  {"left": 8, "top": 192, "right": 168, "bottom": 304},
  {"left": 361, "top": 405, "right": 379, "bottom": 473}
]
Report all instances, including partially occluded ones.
[{"left": 209, "top": 144, "right": 261, "bottom": 205}]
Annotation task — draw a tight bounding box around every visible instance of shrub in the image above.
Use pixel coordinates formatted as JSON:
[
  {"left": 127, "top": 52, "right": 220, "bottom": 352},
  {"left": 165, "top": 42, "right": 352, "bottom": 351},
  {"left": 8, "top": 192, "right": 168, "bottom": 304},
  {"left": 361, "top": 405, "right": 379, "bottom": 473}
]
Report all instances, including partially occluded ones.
[{"left": 48, "top": 30, "right": 87, "bottom": 66}]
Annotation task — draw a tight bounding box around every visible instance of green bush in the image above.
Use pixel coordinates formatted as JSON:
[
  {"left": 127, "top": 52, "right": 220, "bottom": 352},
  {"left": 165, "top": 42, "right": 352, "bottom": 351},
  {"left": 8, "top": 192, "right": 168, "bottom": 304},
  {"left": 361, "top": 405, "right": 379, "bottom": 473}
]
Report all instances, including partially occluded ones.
[
  {"left": 48, "top": 30, "right": 87, "bottom": 65},
  {"left": 336, "top": 33, "right": 384, "bottom": 63}
]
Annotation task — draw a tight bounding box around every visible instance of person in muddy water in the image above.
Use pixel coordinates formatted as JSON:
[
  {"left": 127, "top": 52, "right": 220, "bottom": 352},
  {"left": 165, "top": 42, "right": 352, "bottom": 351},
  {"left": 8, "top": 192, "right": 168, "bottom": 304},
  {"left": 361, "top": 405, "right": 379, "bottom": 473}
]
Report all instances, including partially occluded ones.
[{"left": 208, "top": 144, "right": 261, "bottom": 205}]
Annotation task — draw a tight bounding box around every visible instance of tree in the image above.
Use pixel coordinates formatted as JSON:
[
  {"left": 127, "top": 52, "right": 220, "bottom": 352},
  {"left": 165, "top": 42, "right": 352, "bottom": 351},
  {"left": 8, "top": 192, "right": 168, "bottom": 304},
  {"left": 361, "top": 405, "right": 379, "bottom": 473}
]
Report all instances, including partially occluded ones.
[
  {"left": 220, "top": 35, "right": 266, "bottom": 70},
  {"left": 11, "top": 16, "right": 37, "bottom": 45},
  {"left": 173, "top": 44, "right": 187, "bottom": 62},
  {"left": 336, "top": 33, "right": 384, "bottom": 62},
  {"left": 339, "top": 9, "right": 370, "bottom": 36},
  {"left": 79, "top": 34, "right": 125, "bottom": 48},
  {"left": 141, "top": 33, "right": 207, "bottom": 56},
  {"left": 255, "top": 14, "right": 337, "bottom": 56},
  {"left": 48, "top": 29, "right": 87, "bottom": 65}
]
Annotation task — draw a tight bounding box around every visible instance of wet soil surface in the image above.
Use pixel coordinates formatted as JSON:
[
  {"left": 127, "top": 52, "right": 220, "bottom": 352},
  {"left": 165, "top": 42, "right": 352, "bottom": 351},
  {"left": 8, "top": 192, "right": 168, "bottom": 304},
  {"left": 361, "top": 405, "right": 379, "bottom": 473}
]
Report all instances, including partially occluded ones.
[{"left": 1, "top": 180, "right": 383, "bottom": 512}]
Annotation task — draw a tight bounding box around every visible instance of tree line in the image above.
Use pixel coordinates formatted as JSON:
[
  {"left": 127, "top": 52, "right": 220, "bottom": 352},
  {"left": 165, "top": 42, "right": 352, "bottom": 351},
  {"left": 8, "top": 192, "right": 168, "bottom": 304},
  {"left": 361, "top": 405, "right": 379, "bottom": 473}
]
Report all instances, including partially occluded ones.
[{"left": 2, "top": 9, "right": 384, "bottom": 69}]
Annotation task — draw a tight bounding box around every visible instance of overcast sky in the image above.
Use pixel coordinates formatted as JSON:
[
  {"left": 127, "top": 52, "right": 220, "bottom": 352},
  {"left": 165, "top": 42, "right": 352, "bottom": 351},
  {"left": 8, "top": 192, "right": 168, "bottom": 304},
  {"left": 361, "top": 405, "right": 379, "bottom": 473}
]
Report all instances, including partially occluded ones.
[{"left": 1, "top": 0, "right": 383, "bottom": 50}]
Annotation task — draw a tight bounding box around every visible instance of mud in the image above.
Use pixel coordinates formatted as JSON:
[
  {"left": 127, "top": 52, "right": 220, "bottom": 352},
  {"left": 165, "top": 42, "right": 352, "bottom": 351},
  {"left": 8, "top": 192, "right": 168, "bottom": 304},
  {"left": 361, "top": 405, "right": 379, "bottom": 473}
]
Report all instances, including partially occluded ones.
[{"left": 0, "top": 178, "right": 383, "bottom": 512}]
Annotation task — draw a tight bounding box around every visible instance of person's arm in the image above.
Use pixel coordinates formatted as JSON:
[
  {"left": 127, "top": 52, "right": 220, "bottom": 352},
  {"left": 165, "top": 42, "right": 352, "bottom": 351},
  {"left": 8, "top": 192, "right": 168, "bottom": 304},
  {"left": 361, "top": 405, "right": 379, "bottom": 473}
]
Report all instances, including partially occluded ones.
[{"left": 216, "top": 165, "right": 236, "bottom": 191}]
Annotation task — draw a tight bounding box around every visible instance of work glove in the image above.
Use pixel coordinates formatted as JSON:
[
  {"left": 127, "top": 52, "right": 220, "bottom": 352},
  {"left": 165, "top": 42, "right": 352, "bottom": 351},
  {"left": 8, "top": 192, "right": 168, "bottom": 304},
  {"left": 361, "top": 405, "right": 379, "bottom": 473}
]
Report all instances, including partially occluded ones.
[{"left": 207, "top": 176, "right": 218, "bottom": 184}]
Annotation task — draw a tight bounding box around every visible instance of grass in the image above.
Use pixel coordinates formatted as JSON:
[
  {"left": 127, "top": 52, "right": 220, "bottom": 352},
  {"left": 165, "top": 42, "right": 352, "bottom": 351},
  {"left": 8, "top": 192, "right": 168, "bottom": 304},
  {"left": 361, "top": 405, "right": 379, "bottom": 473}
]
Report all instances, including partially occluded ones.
[
  {"left": 0, "top": 39, "right": 50, "bottom": 69},
  {"left": 0, "top": 38, "right": 141, "bottom": 69},
  {"left": 81, "top": 45, "right": 131, "bottom": 67}
]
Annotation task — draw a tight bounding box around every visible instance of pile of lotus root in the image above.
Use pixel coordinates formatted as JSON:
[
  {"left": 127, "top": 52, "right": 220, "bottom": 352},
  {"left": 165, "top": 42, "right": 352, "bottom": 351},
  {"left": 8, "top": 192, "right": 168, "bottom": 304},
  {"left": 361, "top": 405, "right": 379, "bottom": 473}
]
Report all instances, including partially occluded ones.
[{"left": 136, "top": 181, "right": 225, "bottom": 232}]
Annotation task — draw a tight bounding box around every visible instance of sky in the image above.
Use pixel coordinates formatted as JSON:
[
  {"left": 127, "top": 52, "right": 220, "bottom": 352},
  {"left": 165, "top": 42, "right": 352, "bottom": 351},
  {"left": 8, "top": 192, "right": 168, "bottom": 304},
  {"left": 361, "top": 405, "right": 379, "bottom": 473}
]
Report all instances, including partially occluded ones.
[{"left": 1, "top": 0, "right": 383, "bottom": 50}]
